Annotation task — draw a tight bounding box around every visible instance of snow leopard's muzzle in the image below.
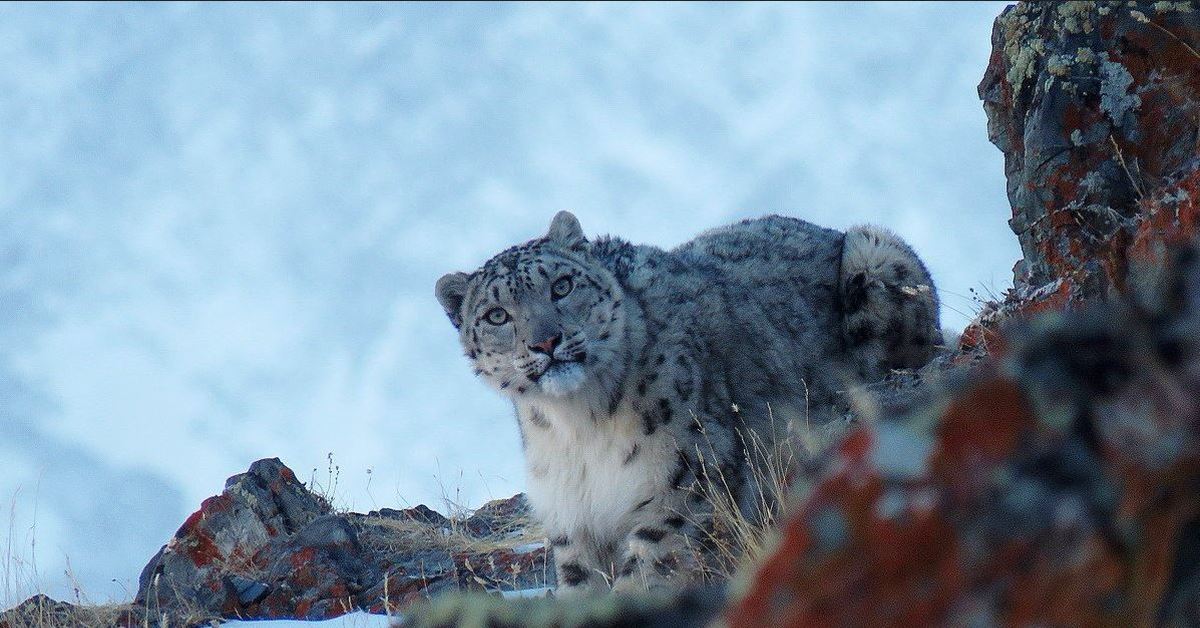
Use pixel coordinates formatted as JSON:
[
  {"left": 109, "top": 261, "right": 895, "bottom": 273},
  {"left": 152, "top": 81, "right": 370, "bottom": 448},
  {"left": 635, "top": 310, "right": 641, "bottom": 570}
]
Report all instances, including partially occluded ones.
[{"left": 514, "top": 331, "right": 589, "bottom": 396}]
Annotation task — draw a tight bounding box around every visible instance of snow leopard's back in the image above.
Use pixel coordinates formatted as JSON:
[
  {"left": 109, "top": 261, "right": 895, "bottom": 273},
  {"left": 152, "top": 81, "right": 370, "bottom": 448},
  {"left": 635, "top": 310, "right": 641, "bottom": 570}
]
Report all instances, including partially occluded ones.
[
  {"left": 593, "top": 213, "right": 939, "bottom": 432},
  {"left": 658, "top": 215, "right": 849, "bottom": 424}
]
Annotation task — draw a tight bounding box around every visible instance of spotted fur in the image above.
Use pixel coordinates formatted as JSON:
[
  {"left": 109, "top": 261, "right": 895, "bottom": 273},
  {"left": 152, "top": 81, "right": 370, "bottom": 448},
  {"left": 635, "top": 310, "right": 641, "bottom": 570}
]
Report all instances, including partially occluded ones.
[
  {"left": 840, "top": 225, "right": 941, "bottom": 379},
  {"left": 436, "top": 211, "right": 939, "bottom": 594}
]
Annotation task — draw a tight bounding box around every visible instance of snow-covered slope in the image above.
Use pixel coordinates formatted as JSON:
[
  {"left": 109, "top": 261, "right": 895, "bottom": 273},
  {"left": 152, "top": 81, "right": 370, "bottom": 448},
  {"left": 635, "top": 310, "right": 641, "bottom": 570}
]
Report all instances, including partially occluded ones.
[{"left": 0, "top": 1, "right": 1013, "bottom": 604}]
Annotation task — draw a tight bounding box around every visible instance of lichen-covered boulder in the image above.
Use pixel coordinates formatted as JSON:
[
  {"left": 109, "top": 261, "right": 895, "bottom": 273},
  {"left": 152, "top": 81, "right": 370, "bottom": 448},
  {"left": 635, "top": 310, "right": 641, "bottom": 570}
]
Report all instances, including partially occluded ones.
[
  {"left": 965, "top": 0, "right": 1200, "bottom": 349},
  {"left": 135, "top": 457, "right": 330, "bottom": 621}
]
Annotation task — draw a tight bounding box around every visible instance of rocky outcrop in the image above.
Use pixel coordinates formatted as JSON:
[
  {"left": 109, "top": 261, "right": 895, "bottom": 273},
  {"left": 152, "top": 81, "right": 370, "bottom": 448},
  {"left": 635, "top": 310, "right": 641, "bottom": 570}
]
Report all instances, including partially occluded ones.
[
  {"left": 2, "top": 462, "right": 551, "bottom": 627},
  {"left": 0, "top": 594, "right": 128, "bottom": 628},
  {"left": 135, "top": 458, "right": 334, "bottom": 619},
  {"left": 147, "top": 462, "right": 549, "bottom": 624},
  {"left": 964, "top": 0, "right": 1200, "bottom": 349}
]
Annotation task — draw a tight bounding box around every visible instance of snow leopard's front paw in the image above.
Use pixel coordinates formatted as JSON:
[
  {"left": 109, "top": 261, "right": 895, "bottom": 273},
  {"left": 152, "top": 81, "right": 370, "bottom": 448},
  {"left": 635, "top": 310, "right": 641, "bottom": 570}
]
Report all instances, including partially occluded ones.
[
  {"left": 551, "top": 536, "right": 609, "bottom": 596},
  {"left": 611, "top": 570, "right": 667, "bottom": 595},
  {"left": 612, "top": 524, "right": 701, "bottom": 593}
]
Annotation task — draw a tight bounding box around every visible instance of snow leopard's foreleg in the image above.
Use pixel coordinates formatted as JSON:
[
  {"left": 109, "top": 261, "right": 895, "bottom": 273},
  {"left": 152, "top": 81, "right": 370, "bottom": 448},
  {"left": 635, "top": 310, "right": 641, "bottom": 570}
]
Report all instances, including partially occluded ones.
[
  {"left": 549, "top": 531, "right": 614, "bottom": 595},
  {"left": 610, "top": 440, "right": 729, "bottom": 594}
]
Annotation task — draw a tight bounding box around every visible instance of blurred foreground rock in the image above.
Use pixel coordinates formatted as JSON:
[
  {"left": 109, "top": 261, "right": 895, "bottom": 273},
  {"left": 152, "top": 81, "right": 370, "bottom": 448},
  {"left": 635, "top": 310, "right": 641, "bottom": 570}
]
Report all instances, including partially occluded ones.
[
  {"left": 403, "top": 587, "right": 726, "bottom": 628},
  {"left": 727, "top": 246, "right": 1200, "bottom": 626}
]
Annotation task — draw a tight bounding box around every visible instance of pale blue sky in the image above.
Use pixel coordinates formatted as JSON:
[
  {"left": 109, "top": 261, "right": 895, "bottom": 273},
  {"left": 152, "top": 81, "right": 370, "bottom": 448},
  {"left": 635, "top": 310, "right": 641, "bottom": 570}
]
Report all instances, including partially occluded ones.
[{"left": 0, "top": 1, "right": 1014, "bottom": 603}]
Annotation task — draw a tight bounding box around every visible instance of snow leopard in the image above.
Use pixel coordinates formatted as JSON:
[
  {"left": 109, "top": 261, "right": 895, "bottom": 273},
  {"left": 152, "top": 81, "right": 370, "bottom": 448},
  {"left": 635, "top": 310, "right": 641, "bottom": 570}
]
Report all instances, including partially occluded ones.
[{"left": 435, "top": 211, "right": 939, "bottom": 594}]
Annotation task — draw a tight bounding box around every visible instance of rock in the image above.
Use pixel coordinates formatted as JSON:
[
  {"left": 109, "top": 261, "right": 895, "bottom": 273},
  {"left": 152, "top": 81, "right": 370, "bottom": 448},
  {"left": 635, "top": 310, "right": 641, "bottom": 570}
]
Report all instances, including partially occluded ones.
[
  {"left": 453, "top": 542, "right": 554, "bottom": 593},
  {"left": 357, "top": 547, "right": 459, "bottom": 616},
  {"left": 135, "top": 457, "right": 331, "bottom": 619},
  {"left": 250, "top": 515, "right": 378, "bottom": 620},
  {"left": 0, "top": 595, "right": 84, "bottom": 628},
  {"left": 0, "top": 595, "right": 149, "bottom": 628},
  {"left": 369, "top": 504, "right": 451, "bottom": 528},
  {"left": 125, "top": 458, "right": 549, "bottom": 625},
  {"left": 226, "top": 574, "right": 270, "bottom": 606},
  {"left": 965, "top": 0, "right": 1200, "bottom": 349},
  {"left": 463, "top": 494, "right": 531, "bottom": 538}
]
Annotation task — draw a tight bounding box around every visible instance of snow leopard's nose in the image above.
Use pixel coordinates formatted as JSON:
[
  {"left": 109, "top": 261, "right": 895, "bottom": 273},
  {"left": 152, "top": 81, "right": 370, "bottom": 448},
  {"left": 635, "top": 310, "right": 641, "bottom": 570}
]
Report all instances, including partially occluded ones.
[{"left": 529, "top": 333, "right": 562, "bottom": 356}]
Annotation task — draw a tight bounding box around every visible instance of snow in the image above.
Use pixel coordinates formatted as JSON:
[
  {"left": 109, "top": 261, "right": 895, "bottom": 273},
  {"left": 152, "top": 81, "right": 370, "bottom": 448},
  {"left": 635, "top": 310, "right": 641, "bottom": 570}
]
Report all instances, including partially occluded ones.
[
  {"left": 217, "top": 589, "right": 551, "bottom": 626},
  {"left": 510, "top": 542, "right": 546, "bottom": 555},
  {"left": 501, "top": 587, "right": 553, "bottom": 600},
  {"left": 222, "top": 613, "right": 395, "bottom": 627},
  {"left": 0, "top": 1, "right": 1015, "bottom": 606}
]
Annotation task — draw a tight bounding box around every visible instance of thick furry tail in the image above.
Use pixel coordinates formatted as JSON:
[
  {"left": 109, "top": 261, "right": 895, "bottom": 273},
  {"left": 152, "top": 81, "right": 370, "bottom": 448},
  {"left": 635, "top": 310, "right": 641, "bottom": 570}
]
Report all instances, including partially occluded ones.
[{"left": 840, "top": 225, "right": 941, "bottom": 381}]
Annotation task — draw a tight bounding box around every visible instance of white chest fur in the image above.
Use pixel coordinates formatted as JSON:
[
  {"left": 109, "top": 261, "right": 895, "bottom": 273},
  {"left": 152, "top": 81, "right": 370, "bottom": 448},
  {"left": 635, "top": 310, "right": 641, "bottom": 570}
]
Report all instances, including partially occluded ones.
[{"left": 519, "top": 399, "right": 672, "bottom": 543}]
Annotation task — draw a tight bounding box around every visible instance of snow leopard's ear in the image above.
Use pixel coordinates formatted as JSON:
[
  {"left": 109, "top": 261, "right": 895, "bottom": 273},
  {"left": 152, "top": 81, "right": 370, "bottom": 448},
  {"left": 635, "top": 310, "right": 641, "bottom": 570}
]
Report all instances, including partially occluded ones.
[
  {"left": 547, "top": 211, "right": 587, "bottom": 250},
  {"left": 435, "top": 272, "right": 470, "bottom": 329}
]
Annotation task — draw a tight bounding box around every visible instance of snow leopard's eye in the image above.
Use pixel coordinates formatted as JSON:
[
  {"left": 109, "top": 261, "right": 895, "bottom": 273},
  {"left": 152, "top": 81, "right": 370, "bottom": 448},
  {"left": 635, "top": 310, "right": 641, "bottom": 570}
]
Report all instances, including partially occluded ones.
[
  {"left": 550, "top": 276, "right": 573, "bottom": 300},
  {"left": 484, "top": 307, "right": 510, "bottom": 326}
]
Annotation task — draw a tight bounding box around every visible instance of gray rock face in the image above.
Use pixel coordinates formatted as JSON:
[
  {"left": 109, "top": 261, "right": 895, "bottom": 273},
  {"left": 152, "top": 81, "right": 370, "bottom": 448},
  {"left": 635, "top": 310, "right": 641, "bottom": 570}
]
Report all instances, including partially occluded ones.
[
  {"left": 368, "top": 504, "right": 451, "bottom": 528},
  {"left": 135, "top": 457, "right": 331, "bottom": 619},
  {"left": 462, "top": 494, "right": 531, "bottom": 538},
  {"left": 978, "top": 1, "right": 1200, "bottom": 301}
]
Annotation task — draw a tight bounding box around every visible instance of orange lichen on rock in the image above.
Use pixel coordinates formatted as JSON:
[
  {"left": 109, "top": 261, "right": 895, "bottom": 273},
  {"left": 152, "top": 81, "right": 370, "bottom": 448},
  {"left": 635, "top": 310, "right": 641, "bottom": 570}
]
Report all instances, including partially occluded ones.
[
  {"left": 1129, "top": 164, "right": 1200, "bottom": 270},
  {"left": 731, "top": 427, "right": 963, "bottom": 628}
]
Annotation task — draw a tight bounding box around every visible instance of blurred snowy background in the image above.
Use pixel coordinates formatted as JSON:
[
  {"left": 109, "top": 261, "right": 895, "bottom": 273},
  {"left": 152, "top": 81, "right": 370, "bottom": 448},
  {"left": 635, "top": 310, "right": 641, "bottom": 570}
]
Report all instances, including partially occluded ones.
[{"left": 1, "top": 1, "right": 1014, "bottom": 604}]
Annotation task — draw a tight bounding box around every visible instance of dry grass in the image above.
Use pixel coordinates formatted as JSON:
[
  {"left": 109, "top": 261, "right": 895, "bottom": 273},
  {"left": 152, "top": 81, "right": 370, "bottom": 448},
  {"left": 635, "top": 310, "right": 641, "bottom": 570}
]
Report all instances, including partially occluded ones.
[
  {"left": 1, "top": 496, "right": 146, "bottom": 627},
  {"left": 678, "top": 402, "right": 856, "bottom": 586},
  {"left": 361, "top": 511, "right": 544, "bottom": 557},
  {"left": 307, "top": 451, "right": 344, "bottom": 513},
  {"left": 356, "top": 485, "right": 552, "bottom": 611}
]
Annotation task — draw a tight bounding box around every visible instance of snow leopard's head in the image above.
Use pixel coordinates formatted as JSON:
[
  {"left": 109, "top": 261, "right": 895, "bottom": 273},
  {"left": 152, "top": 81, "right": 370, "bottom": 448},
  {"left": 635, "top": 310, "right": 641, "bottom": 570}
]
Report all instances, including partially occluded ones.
[{"left": 436, "top": 211, "right": 632, "bottom": 404}]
